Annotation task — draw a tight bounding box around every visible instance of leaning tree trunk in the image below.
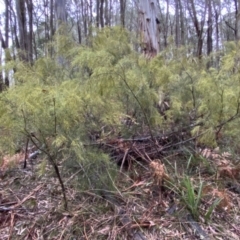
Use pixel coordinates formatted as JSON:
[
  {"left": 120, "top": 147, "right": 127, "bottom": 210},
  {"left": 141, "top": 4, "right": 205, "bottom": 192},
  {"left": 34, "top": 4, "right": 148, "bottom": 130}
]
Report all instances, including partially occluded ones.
[{"left": 138, "top": 0, "right": 160, "bottom": 58}]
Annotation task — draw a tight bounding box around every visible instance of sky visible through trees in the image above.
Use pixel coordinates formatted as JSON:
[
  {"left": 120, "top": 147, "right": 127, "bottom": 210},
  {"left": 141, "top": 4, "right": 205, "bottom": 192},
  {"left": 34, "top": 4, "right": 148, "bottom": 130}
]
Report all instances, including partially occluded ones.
[{"left": 0, "top": 0, "right": 239, "bottom": 87}]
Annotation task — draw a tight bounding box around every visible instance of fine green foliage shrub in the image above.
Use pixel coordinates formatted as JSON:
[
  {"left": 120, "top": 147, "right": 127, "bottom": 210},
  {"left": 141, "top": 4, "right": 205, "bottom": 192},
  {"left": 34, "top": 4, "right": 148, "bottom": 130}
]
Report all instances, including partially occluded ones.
[{"left": 1, "top": 27, "right": 240, "bottom": 202}]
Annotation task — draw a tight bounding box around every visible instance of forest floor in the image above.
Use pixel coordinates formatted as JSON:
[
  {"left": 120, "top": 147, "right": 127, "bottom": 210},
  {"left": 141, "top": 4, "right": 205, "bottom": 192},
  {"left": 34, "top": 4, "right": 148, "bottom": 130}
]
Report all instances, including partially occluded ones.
[{"left": 0, "top": 138, "right": 240, "bottom": 240}]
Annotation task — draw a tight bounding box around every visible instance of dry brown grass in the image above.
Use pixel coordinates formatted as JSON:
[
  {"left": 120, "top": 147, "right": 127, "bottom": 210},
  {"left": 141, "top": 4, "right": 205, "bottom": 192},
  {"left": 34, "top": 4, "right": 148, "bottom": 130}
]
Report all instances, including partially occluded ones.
[{"left": 0, "top": 147, "right": 240, "bottom": 239}]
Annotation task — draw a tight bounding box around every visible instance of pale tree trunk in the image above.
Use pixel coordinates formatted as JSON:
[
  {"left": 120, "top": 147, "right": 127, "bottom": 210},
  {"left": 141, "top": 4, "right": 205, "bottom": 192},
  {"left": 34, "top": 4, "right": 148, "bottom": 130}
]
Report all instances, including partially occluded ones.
[
  {"left": 55, "top": 0, "right": 67, "bottom": 65},
  {"left": 55, "top": 0, "right": 67, "bottom": 28},
  {"left": 139, "top": 0, "right": 160, "bottom": 58}
]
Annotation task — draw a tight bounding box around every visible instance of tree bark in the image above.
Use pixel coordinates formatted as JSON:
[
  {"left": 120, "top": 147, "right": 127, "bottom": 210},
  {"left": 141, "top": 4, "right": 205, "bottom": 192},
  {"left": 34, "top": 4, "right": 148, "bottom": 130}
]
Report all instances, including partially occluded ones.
[
  {"left": 4, "top": 0, "right": 10, "bottom": 86},
  {"left": 16, "top": 0, "right": 28, "bottom": 61},
  {"left": 207, "top": 0, "right": 213, "bottom": 55},
  {"left": 175, "top": 0, "right": 180, "bottom": 46},
  {"left": 179, "top": 0, "right": 185, "bottom": 46},
  {"left": 139, "top": 0, "right": 160, "bottom": 58},
  {"left": 100, "top": 0, "right": 104, "bottom": 28},
  {"left": 26, "top": 0, "right": 33, "bottom": 63},
  {"left": 120, "top": 0, "right": 126, "bottom": 27},
  {"left": 236, "top": 0, "right": 240, "bottom": 40},
  {"left": 55, "top": 0, "right": 67, "bottom": 27},
  {"left": 187, "top": 0, "right": 207, "bottom": 59}
]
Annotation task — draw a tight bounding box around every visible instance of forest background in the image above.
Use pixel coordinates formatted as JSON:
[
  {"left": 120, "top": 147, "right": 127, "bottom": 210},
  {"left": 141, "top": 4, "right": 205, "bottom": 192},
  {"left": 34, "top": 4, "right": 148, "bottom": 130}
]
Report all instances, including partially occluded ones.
[{"left": 0, "top": 0, "right": 240, "bottom": 239}]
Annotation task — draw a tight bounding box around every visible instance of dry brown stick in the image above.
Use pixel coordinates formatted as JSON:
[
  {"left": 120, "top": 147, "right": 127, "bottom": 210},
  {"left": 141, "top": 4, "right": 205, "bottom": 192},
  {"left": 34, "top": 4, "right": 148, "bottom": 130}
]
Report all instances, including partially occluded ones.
[
  {"left": 13, "top": 184, "right": 43, "bottom": 209},
  {"left": 8, "top": 211, "right": 15, "bottom": 240},
  {"left": 120, "top": 148, "right": 129, "bottom": 172}
]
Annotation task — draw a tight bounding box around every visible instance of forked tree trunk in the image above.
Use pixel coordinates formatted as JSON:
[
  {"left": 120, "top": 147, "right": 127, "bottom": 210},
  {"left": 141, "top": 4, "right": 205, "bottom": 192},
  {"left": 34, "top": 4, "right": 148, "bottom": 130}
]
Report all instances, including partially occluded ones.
[
  {"left": 139, "top": 0, "right": 160, "bottom": 58},
  {"left": 187, "top": 0, "right": 207, "bottom": 59}
]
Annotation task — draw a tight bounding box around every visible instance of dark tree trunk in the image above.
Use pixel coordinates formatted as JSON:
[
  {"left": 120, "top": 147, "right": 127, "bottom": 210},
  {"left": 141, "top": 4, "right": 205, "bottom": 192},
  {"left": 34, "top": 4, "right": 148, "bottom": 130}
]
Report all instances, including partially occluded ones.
[
  {"left": 96, "top": 0, "right": 100, "bottom": 28},
  {"left": 26, "top": 0, "right": 33, "bottom": 63},
  {"left": 16, "top": 0, "right": 28, "bottom": 61},
  {"left": 236, "top": 0, "right": 240, "bottom": 40},
  {"left": 187, "top": 0, "right": 206, "bottom": 59},
  {"left": 100, "top": 0, "right": 104, "bottom": 28},
  {"left": 4, "top": 0, "right": 10, "bottom": 86},
  {"left": 175, "top": 0, "right": 180, "bottom": 46},
  {"left": 120, "top": 0, "right": 126, "bottom": 27},
  {"left": 179, "top": 0, "right": 185, "bottom": 46},
  {"left": 207, "top": 0, "right": 213, "bottom": 56}
]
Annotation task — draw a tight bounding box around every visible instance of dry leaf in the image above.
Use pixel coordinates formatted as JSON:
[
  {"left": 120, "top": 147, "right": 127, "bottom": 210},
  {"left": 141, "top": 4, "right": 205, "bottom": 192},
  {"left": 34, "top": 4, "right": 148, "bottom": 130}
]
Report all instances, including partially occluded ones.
[{"left": 149, "top": 160, "right": 170, "bottom": 186}]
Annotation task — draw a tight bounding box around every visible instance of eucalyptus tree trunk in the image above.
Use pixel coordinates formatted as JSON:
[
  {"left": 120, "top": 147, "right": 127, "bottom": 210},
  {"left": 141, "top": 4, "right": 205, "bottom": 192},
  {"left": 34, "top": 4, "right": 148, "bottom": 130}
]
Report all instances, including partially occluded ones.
[
  {"left": 4, "top": 0, "right": 10, "bottom": 87},
  {"left": 26, "top": 0, "right": 33, "bottom": 63},
  {"left": 81, "top": 0, "right": 87, "bottom": 41},
  {"left": 16, "top": 0, "right": 28, "bottom": 61},
  {"left": 158, "top": 0, "right": 169, "bottom": 49},
  {"left": 96, "top": 0, "right": 105, "bottom": 28},
  {"left": 105, "top": 0, "right": 110, "bottom": 26},
  {"left": 50, "top": 0, "right": 54, "bottom": 57},
  {"left": 55, "top": 0, "right": 67, "bottom": 28},
  {"left": 236, "top": 0, "right": 240, "bottom": 40},
  {"left": 213, "top": 0, "right": 220, "bottom": 52},
  {"left": 0, "top": 50, "right": 3, "bottom": 91},
  {"left": 175, "top": 0, "right": 180, "bottom": 46},
  {"left": 120, "top": 0, "right": 126, "bottom": 27},
  {"left": 99, "top": 0, "right": 104, "bottom": 28},
  {"left": 179, "top": 0, "right": 185, "bottom": 46},
  {"left": 74, "top": 0, "right": 82, "bottom": 44},
  {"left": 207, "top": 0, "right": 213, "bottom": 55},
  {"left": 139, "top": 0, "right": 160, "bottom": 58},
  {"left": 96, "top": 0, "right": 100, "bottom": 28},
  {"left": 55, "top": 0, "right": 67, "bottom": 65},
  {"left": 187, "top": 0, "right": 207, "bottom": 59}
]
